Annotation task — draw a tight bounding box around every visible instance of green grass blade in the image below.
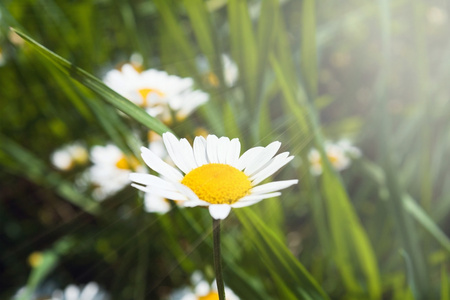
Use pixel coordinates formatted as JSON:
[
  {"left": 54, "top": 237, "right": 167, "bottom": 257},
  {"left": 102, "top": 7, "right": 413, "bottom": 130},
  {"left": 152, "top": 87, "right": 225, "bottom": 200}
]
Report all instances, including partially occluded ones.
[
  {"left": 404, "top": 195, "right": 450, "bottom": 254},
  {"left": 271, "top": 53, "right": 381, "bottom": 298},
  {"left": 236, "top": 208, "right": 330, "bottom": 300},
  {"left": 17, "top": 238, "right": 74, "bottom": 300},
  {"left": 321, "top": 171, "right": 381, "bottom": 299},
  {"left": 228, "top": 0, "right": 258, "bottom": 106},
  {"left": 375, "top": 0, "right": 430, "bottom": 297},
  {"left": 10, "top": 28, "right": 171, "bottom": 136},
  {"left": 182, "top": 0, "right": 224, "bottom": 83},
  {"left": 300, "top": 0, "right": 318, "bottom": 98},
  {"left": 17, "top": 251, "right": 58, "bottom": 300},
  {"left": 442, "top": 266, "right": 449, "bottom": 300},
  {"left": 0, "top": 135, "right": 100, "bottom": 215},
  {"left": 153, "top": 0, "right": 198, "bottom": 78}
]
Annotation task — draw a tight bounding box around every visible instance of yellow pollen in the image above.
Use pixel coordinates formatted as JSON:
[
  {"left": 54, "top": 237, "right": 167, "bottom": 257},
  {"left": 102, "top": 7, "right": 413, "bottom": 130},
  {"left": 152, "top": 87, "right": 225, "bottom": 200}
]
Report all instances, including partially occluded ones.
[
  {"left": 131, "top": 63, "right": 143, "bottom": 73},
  {"left": 181, "top": 164, "right": 251, "bottom": 205},
  {"left": 115, "top": 155, "right": 140, "bottom": 170},
  {"left": 138, "top": 88, "right": 165, "bottom": 106},
  {"left": 206, "top": 72, "right": 220, "bottom": 87},
  {"left": 327, "top": 154, "right": 339, "bottom": 164},
  {"left": 28, "top": 252, "right": 43, "bottom": 268},
  {"left": 199, "top": 292, "right": 219, "bottom": 300}
]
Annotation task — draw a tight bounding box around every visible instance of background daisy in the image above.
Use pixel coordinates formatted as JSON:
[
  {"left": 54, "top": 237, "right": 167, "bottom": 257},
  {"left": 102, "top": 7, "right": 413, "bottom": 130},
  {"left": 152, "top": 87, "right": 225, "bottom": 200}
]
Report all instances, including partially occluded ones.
[
  {"left": 89, "top": 144, "right": 145, "bottom": 201},
  {"left": 103, "top": 65, "right": 209, "bottom": 123}
]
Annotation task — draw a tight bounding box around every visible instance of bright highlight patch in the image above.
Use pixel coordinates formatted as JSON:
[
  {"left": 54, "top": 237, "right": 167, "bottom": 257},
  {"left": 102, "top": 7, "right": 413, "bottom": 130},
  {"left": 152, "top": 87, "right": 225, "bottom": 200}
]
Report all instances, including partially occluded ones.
[{"left": 181, "top": 163, "right": 251, "bottom": 205}]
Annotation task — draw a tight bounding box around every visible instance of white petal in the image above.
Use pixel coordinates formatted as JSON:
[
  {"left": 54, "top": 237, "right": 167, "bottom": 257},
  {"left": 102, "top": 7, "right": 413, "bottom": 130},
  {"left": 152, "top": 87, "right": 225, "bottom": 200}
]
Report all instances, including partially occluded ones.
[
  {"left": 251, "top": 179, "right": 298, "bottom": 195},
  {"left": 140, "top": 146, "right": 183, "bottom": 181},
  {"left": 209, "top": 204, "right": 232, "bottom": 219},
  {"left": 225, "top": 138, "right": 241, "bottom": 167},
  {"left": 238, "top": 192, "right": 281, "bottom": 202},
  {"left": 251, "top": 153, "right": 294, "bottom": 185},
  {"left": 144, "top": 193, "right": 171, "bottom": 214},
  {"left": 179, "top": 138, "right": 197, "bottom": 171},
  {"left": 244, "top": 141, "right": 281, "bottom": 176},
  {"left": 183, "top": 199, "right": 211, "bottom": 207},
  {"left": 162, "top": 132, "right": 190, "bottom": 174},
  {"left": 217, "top": 137, "right": 230, "bottom": 164},
  {"left": 235, "top": 146, "right": 264, "bottom": 170},
  {"left": 193, "top": 136, "right": 208, "bottom": 166},
  {"left": 206, "top": 135, "right": 219, "bottom": 163},
  {"left": 194, "top": 281, "right": 210, "bottom": 297},
  {"left": 131, "top": 184, "right": 188, "bottom": 201},
  {"left": 64, "top": 285, "right": 80, "bottom": 300},
  {"left": 174, "top": 182, "right": 200, "bottom": 201},
  {"left": 129, "top": 173, "right": 177, "bottom": 191},
  {"left": 229, "top": 198, "right": 265, "bottom": 208},
  {"left": 79, "top": 282, "right": 99, "bottom": 300}
]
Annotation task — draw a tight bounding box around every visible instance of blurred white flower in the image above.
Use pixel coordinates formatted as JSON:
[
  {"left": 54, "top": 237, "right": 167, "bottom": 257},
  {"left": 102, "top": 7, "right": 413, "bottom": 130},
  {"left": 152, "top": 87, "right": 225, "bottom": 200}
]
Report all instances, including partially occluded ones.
[
  {"left": 13, "top": 282, "right": 109, "bottom": 300},
  {"left": 427, "top": 6, "right": 447, "bottom": 25},
  {"left": 88, "top": 144, "right": 145, "bottom": 201},
  {"left": 103, "top": 64, "right": 209, "bottom": 123},
  {"left": 308, "top": 140, "right": 361, "bottom": 176},
  {"left": 51, "top": 142, "right": 88, "bottom": 171},
  {"left": 197, "top": 54, "right": 238, "bottom": 87},
  {"left": 51, "top": 282, "right": 109, "bottom": 300},
  {"left": 169, "top": 271, "right": 239, "bottom": 300}
]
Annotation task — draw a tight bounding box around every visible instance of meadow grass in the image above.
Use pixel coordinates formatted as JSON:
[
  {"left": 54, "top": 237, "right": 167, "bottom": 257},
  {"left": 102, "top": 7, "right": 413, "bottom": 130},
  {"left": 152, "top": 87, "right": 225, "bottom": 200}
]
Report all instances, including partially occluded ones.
[{"left": 1, "top": 0, "right": 449, "bottom": 299}]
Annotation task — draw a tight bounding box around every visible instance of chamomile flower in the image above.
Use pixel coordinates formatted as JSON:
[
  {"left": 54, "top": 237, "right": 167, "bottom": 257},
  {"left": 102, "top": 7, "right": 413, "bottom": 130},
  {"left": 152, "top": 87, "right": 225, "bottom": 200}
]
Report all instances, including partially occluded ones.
[
  {"left": 51, "top": 142, "right": 88, "bottom": 171},
  {"left": 308, "top": 140, "right": 360, "bottom": 176},
  {"left": 130, "top": 132, "right": 298, "bottom": 220},
  {"left": 103, "top": 64, "right": 209, "bottom": 123},
  {"left": 89, "top": 144, "right": 144, "bottom": 201}
]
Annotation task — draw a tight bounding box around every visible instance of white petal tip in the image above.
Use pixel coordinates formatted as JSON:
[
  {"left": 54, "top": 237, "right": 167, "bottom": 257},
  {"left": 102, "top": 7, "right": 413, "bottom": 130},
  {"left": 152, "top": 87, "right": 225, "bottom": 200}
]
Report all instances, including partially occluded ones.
[{"left": 209, "top": 205, "right": 231, "bottom": 220}]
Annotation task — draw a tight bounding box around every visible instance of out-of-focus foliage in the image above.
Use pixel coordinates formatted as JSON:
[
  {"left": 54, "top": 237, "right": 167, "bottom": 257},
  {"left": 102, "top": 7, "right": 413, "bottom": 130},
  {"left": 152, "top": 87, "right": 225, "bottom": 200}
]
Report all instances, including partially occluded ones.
[{"left": 1, "top": 0, "right": 450, "bottom": 299}]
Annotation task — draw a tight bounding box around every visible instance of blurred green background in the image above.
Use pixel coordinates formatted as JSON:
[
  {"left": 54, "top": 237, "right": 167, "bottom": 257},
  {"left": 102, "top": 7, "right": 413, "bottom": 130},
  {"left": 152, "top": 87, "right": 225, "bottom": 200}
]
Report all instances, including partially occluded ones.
[{"left": 1, "top": 0, "right": 450, "bottom": 299}]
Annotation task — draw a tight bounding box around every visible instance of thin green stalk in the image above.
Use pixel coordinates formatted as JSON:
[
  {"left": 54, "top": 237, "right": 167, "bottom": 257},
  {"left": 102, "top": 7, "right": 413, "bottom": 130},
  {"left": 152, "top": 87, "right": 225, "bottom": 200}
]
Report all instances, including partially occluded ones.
[
  {"left": 377, "top": 0, "right": 429, "bottom": 297},
  {"left": 213, "top": 218, "right": 226, "bottom": 300}
]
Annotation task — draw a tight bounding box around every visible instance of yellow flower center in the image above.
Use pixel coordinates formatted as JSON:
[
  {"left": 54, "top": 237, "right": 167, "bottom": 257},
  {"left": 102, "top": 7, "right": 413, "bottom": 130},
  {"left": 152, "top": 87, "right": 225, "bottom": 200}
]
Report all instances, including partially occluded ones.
[
  {"left": 138, "top": 88, "right": 165, "bottom": 107},
  {"left": 181, "top": 164, "right": 251, "bottom": 205},
  {"left": 199, "top": 292, "right": 219, "bottom": 300},
  {"left": 115, "top": 155, "right": 140, "bottom": 170},
  {"left": 327, "top": 154, "right": 339, "bottom": 165},
  {"left": 205, "top": 72, "right": 220, "bottom": 87}
]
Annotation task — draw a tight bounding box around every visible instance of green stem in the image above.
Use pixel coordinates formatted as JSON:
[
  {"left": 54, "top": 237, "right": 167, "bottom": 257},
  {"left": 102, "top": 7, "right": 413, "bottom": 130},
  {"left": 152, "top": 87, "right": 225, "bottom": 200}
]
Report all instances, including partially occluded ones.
[{"left": 213, "top": 218, "right": 226, "bottom": 300}]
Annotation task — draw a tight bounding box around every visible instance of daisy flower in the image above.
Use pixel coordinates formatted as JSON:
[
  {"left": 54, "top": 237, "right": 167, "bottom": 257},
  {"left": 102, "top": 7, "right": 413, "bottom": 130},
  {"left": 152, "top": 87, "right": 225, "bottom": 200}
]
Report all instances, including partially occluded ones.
[
  {"left": 308, "top": 140, "right": 361, "bottom": 176},
  {"left": 103, "top": 64, "right": 209, "bottom": 123},
  {"left": 51, "top": 142, "right": 88, "bottom": 171},
  {"left": 89, "top": 144, "right": 145, "bottom": 201},
  {"left": 130, "top": 132, "right": 298, "bottom": 220}
]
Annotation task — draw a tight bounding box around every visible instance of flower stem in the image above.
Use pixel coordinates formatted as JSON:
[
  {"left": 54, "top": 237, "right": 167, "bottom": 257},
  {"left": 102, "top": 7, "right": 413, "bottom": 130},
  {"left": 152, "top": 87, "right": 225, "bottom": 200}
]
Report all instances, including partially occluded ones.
[{"left": 213, "top": 218, "right": 226, "bottom": 300}]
